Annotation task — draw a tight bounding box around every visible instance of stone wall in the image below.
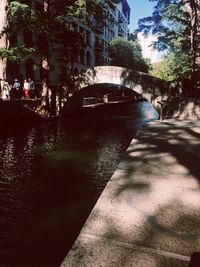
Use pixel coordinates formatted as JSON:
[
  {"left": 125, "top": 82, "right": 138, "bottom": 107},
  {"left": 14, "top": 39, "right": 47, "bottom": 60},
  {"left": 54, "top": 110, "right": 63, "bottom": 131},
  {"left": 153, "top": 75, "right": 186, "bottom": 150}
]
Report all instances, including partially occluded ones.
[
  {"left": 162, "top": 97, "right": 200, "bottom": 121},
  {"left": 77, "top": 66, "right": 172, "bottom": 112},
  {"left": 66, "top": 66, "right": 200, "bottom": 120}
]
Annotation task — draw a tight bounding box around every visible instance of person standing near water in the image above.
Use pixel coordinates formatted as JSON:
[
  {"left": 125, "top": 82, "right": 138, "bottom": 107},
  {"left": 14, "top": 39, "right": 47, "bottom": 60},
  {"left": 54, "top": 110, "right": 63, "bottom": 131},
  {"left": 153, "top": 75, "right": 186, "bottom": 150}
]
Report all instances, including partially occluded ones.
[
  {"left": 28, "top": 78, "right": 35, "bottom": 99},
  {"left": 2, "top": 79, "right": 11, "bottom": 100},
  {"left": 12, "top": 78, "right": 21, "bottom": 99},
  {"left": 23, "top": 79, "right": 30, "bottom": 99}
]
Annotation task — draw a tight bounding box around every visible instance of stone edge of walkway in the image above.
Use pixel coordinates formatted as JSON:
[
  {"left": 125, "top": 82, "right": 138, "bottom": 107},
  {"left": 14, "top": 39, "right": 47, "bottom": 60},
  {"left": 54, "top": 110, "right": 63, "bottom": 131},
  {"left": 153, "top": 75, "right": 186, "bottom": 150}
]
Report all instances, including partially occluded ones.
[{"left": 60, "top": 119, "right": 200, "bottom": 267}]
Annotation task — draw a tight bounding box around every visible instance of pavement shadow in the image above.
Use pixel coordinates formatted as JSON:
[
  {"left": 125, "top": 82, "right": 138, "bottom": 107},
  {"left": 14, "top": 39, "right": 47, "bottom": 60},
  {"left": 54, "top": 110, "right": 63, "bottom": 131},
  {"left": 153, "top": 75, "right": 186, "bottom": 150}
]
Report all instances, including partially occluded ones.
[{"left": 61, "top": 120, "right": 200, "bottom": 267}]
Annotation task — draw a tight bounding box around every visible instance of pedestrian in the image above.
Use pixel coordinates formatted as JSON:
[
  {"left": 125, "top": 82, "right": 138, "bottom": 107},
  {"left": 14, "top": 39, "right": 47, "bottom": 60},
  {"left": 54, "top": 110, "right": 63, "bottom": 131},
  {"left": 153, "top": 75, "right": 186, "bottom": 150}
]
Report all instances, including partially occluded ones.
[
  {"left": 2, "top": 79, "right": 11, "bottom": 100},
  {"left": 23, "top": 79, "right": 30, "bottom": 99},
  {"left": 28, "top": 78, "right": 35, "bottom": 99},
  {"left": 12, "top": 78, "right": 21, "bottom": 99}
]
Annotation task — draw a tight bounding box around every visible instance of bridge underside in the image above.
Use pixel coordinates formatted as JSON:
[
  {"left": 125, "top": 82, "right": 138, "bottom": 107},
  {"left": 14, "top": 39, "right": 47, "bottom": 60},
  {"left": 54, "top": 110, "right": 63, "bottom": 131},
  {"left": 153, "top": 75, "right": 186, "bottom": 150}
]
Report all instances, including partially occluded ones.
[
  {"left": 60, "top": 83, "right": 159, "bottom": 120},
  {"left": 76, "top": 66, "right": 170, "bottom": 113},
  {"left": 61, "top": 65, "right": 172, "bottom": 118},
  {"left": 74, "top": 83, "right": 142, "bottom": 100}
]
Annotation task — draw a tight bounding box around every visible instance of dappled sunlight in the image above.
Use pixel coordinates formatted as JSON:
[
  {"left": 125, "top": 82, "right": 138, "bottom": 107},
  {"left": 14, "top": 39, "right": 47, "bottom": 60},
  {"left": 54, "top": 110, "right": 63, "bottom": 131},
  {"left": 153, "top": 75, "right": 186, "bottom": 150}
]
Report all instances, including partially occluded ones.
[
  {"left": 192, "top": 127, "right": 200, "bottom": 134},
  {"left": 64, "top": 232, "right": 189, "bottom": 266},
  {"left": 168, "top": 138, "right": 182, "bottom": 145},
  {"left": 61, "top": 120, "right": 200, "bottom": 266},
  {"left": 180, "top": 189, "right": 200, "bottom": 208},
  {"left": 77, "top": 148, "right": 200, "bottom": 254}
]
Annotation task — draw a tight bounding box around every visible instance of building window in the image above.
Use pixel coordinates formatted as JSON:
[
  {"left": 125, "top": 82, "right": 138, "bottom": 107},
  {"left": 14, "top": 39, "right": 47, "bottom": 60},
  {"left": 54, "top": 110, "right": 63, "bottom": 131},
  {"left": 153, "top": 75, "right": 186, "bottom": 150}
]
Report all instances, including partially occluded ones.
[
  {"left": 73, "top": 68, "right": 79, "bottom": 77},
  {"left": 37, "top": 33, "right": 48, "bottom": 53},
  {"left": 80, "top": 49, "right": 85, "bottom": 64},
  {"left": 21, "top": 0, "right": 29, "bottom": 5},
  {"left": 24, "top": 31, "right": 33, "bottom": 47},
  {"left": 86, "top": 30, "right": 91, "bottom": 46},
  {"left": 72, "top": 48, "right": 79, "bottom": 63},
  {"left": 26, "top": 58, "right": 34, "bottom": 80},
  {"left": 59, "top": 66, "right": 66, "bottom": 82},
  {"left": 35, "top": 2, "right": 44, "bottom": 14},
  {"left": 86, "top": 51, "right": 91, "bottom": 65}
]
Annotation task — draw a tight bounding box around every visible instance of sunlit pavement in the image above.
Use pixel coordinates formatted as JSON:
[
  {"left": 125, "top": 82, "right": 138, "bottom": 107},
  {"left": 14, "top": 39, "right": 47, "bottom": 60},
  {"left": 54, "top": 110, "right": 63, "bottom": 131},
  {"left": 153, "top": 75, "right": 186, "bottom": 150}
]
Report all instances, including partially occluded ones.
[{"left": 60, "top": 119, "right": 200, "bottom": 267}]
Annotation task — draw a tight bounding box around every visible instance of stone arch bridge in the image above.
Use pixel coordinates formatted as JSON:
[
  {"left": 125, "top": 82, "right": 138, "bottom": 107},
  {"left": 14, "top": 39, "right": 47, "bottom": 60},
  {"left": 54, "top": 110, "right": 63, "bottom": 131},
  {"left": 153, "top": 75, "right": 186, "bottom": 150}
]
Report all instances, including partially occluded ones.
[{"left": 61, "top": 66, "right": 179, "bottom": 118}]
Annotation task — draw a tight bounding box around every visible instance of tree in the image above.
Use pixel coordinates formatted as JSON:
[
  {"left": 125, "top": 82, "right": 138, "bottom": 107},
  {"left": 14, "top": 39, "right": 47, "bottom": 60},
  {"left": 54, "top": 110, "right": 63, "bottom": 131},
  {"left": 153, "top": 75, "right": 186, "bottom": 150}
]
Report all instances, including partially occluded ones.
[
  {"left": 138, "top": 0, "right": 190, "bottom": 51},
  {"left": 0, "top": 1, "right": 45, "bottom": 61},
  {"left": 0, "top": 0, "right": 113, "bottom": 114},
  {"left": 0, "top": 0, "right": 10, "bottom": 79},
  {"left": 151, "top": 52, "right": 191, "bottom": 81},
  {"left": 137, "top": 0, "right": 200, "bottom": 92},
  {"left": 109, "top": 38, "right": 149, "bottom": 73},
  {"left": 182, "top": 0, "right": 200, "bottom": 87},
  {"left": 0, "top": 0, "right": 116, "bottom": 62},
  {"left": 144, "top": 57, "right": 153, "bottom": 72}
]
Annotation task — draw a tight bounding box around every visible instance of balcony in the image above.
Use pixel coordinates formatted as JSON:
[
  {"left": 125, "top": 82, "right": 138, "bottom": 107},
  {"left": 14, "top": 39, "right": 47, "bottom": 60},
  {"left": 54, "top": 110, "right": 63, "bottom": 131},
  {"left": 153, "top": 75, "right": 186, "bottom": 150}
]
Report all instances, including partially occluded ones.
[
  {"left": 118, "top": 14, "right": 124, "bottom": 24},
  {"left": 92, "top": 20, "right": 104, "bottom": 34},
  {"left": 118, "top": 28, "right": 124, "bottom": 37},
  {"left": 95, "top": 26, "right": 104, "bottom": 34}
]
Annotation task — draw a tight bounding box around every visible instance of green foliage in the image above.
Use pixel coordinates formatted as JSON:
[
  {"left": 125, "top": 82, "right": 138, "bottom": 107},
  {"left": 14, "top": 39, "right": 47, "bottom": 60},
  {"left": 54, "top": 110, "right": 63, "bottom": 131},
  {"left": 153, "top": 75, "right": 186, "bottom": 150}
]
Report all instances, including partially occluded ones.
[
  {"left": 109, "top": 38, "right": 149, "bottom": 73},
  {"left": 144, "top": 58, "right": 153, "bottom": 72},
  {"left": 151, "top": 51, "right": 191, "bottom": 81},
  {"left": 55, "top": 0, "right": 115, "bottom": 30},
  {"left": 3, "top": 1, "right": 46, "bottom": 37},
  {"left": 0, "top": 45, "right": 36, "bottom": 62},
  {"left": 0, "top": 1, "right": 45, "bottom": 62},
  {"left": 137, "top": 0, "right": 195, "bottom": 83},
  {"left": 0, "top": 0, "right": 110, "bottom": 63},
  {"left": 137, "top": 0, "right": 190, "bottom": 52}
]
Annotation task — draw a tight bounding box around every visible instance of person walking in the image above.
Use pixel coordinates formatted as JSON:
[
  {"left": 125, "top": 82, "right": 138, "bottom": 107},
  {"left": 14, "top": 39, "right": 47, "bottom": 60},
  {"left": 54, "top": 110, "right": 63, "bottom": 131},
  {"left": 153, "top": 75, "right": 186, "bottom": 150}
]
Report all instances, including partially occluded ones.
[
  {"left": 12, "top": 78, "right": 21, "bottom": 99},
  {"left": 28, "top": 78, "right": 35, "bottom": 99},
  {"left": 23, "top": 79, "right": 30, "bottom": 99},
  {"left": 2, "top": 79, "right": 11, "bottom": 100}
]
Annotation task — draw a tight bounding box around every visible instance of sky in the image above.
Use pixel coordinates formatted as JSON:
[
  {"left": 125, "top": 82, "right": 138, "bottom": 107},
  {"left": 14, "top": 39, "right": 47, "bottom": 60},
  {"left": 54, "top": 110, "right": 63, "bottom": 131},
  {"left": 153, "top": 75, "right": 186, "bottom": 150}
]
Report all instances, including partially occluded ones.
[
  {"left": 128, "top": 0, "right": 155, "bottom": 32},
  {"left": 127, "top": 0, "right": 164, "bottom": 63}
]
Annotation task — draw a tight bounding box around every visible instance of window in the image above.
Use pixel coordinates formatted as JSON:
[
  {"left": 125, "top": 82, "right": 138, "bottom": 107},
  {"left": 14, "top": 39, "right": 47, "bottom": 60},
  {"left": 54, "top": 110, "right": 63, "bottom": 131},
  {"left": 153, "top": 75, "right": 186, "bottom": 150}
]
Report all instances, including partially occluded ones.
[
  {"left": 80, "top": 49, "right": 85, "bottom": 64},
  {"left": 86, "top": 51, "right": 91, "bottom": 65},
  {"left": 86, "top": 30, "right": 91, "bottom": 46},
  {"left": 26, "top": 59, "right": 34, "bottom": 80}
]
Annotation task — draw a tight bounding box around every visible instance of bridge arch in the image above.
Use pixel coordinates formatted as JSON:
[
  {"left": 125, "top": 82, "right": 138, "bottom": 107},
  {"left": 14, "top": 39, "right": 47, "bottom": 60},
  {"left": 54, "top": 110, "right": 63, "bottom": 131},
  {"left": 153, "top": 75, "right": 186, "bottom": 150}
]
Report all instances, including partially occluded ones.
[
  {"left": 61, "top": 66, "right": 173, "bottom": 118},
  {"left": 61, "top": 82, "right": 157, "bottom": 118},
  {"left": 77, "top": 66, "right": 170, "bottom": 109}
]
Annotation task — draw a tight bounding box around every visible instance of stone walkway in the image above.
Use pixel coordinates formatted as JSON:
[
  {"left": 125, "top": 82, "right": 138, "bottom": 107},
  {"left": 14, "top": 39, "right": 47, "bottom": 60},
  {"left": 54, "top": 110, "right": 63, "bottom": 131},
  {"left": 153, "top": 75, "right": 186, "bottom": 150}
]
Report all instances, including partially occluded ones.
[{"left": 60, "top": 119, "right": 200, "bottom": 267}]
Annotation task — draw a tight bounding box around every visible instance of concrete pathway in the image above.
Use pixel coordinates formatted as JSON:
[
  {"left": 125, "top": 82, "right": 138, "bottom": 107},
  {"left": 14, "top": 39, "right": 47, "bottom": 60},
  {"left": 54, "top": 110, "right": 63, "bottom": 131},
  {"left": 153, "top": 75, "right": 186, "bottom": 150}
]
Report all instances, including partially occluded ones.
[{"left": 60, "top": 119, "right": 200, "bottom": 267}]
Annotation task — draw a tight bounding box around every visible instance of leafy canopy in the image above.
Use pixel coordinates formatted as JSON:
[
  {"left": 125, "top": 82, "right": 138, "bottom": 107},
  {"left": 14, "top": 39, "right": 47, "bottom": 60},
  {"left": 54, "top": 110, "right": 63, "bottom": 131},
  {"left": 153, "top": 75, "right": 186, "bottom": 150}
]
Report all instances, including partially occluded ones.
[
  {"left": 0, "top": 0, "right": 112, "bottom": 62},
  {"left": 137, "top": 0, "right": 193, "bottom": 81},
  {"left": 137, "top": 0, "right": 190, "bottom": 52},
  {"left": 151, "top": 52, "right": 191, "bottom": 81},
  {"left": 109, "top": 38, "right": 149, "bottom": 73}
]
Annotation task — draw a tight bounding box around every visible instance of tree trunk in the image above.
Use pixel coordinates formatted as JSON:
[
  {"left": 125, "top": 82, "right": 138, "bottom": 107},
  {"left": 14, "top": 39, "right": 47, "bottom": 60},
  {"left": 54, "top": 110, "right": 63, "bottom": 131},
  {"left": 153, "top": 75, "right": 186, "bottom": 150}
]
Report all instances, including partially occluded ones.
[
  {"left": 0, "top": 0, "right": 9, "bottom": 79},
  {"left": 40, "top": 1, "right": 50, "bottom": 115},
  {"left": 41, "top": 58, "right": 50, "bottom": 112},
  {"left": 182, "top": 0, "right": 200, "bottom": 92}
]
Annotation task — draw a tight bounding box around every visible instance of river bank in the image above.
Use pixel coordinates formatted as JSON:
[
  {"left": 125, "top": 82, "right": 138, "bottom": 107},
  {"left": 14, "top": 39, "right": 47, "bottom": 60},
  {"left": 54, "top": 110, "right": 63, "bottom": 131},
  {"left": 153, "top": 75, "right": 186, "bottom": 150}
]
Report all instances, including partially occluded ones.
[
  {"left": 0, "top": 101, "right": 160, "bottom": 267},
  {"left": 61, "top": 119, "right": 200, "bottom": 267},
  {"left": 0, "top": 99, "right": 44, "bottom": 126}
]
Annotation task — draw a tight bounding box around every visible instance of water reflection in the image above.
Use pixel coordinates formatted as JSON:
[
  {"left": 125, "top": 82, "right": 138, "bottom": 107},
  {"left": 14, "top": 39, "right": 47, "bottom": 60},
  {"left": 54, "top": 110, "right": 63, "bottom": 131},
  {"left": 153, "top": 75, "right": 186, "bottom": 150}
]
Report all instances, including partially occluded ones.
[{"left": 0, "top": 101, "right": 158, "bottom": 266}]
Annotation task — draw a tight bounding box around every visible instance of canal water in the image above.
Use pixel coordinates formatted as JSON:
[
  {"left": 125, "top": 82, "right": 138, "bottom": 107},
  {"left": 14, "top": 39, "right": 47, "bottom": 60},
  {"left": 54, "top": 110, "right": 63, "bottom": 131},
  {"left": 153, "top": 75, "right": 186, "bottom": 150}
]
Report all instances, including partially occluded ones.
[{"left": 0, "top": 101, "right": 158, "bottom": 267}]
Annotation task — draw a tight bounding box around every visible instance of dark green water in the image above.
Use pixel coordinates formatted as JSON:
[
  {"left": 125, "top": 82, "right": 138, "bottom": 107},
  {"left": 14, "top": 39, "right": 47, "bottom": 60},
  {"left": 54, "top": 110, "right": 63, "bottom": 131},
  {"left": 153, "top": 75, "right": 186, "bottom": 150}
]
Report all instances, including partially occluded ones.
[{"left": 0, "top": 102, "right": 158, "bottom": 267}]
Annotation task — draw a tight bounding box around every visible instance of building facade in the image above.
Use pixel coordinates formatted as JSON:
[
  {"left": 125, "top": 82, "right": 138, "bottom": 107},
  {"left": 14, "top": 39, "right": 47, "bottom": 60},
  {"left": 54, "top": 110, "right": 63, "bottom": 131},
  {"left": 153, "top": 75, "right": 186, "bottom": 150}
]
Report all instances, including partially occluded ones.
[
  {"left": 0, "top": 0, "right": 130, "bottom": 87},
  {"left": 48, "top": 0, "right": 130, "bottom": 85}
]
